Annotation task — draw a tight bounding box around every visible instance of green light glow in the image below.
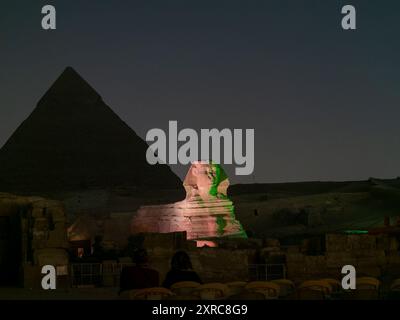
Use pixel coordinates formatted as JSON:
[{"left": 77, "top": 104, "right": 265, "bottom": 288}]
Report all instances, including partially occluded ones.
[
  {"left": 207, "top": 161, "right": 248, "bottom": 239},
  {"left": 208, "top": 161, "right": 227, "bottom": 198},
  {"left": 216, "top": 216, "right": 227, "bottom": 236},
  {"left": 343, "top": 230, "right": 369, "bottom": 234}
]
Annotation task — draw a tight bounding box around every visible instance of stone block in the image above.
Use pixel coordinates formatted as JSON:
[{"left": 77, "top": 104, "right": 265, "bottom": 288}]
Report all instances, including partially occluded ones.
[
  {"left": 286, "top": 252, "right": 305, "bottom": 263},
  {"left": 326, "top": 251, "right": 355, "bottom": 267},
  {"left": 32, "top": 207, "right": 45, "bottom": 218},
  {"left": 286, "top": 245, "right": 300, "bottom": 254},
  {"left": 389, "top": 237, "right": 399, "bottom": 251},
  {"left": 303, "top": 256, "right": 326, "bottom": 275},
  {"left": 34, "top": 219, "right": 50, "bottom": 233},
  {"left": 34, "top": 248, "right": 69, "bottom": 266},
  {"left": 356, "top": 266, "right": 381, "bottom": 278},
  {"left": 265, "top": 239, "right": 280, "bottom": 247},
  {"left": 326, "top": 234, "right": 348, "bottom": 252},
  {"left": 387, "top": 254, "right": 400, "bottom": 265},
  {"left": 50, "top": 207, "right": 65, "bottom": 221}
]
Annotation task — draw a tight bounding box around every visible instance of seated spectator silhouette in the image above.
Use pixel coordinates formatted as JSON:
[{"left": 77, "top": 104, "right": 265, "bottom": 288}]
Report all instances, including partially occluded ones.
[
  {"left": 119, "top": 248, "right": 159, "bottom": 294},
  {"left": 163, "top": 250, "right": 202, "bottom": 288}
]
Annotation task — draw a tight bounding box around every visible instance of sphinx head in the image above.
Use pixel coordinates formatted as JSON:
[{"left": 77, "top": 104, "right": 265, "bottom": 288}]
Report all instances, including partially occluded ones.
[{"left": 183, "top": 161, "right": 229, "bottom": 201}]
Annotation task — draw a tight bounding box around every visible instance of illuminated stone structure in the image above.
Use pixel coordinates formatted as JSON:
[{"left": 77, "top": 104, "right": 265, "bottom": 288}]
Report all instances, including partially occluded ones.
[
  {"left": 131, "top": 161, "right": 246, "bottom": 240},
  {"left": 0, "top": 193, "right": 68, "bottom": 287}
]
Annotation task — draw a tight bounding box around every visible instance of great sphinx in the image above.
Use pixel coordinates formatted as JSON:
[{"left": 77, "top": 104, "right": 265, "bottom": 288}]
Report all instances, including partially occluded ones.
[{"left": 131, "top": 161, "right": 246, "bottom": 240}]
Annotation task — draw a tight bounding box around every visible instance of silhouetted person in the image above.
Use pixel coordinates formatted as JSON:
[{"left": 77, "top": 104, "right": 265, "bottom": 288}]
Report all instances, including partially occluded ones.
[
  {"left": 119, "top": 248, "right": 159, "bottom": 294},
  {"left": 163, "top": 251, "right": 202, "bottom": 288},
  {"left": 92, "top": 235, "right": 105, "bottom": 260}
]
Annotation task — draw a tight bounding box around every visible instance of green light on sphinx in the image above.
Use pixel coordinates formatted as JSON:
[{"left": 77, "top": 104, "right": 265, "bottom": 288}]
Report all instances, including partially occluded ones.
[
  {"left": 208, "top": 161, "right": 227, "bottom": 198},
  {"left": 208, "top": 161, "right": 248, "bottom": 239},
  {"left": 216, "top": 215, "right": 227, "bottom": 236}
]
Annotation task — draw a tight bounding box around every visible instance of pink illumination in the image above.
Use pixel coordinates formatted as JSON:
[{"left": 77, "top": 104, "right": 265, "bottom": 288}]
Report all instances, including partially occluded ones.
[{"left": 196, "top": 240, "right": 218, "bottom": 248}]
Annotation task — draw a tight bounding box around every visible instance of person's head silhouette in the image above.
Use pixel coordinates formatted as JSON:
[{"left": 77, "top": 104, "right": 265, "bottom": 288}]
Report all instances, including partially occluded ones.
[
  {"left": 133, "top": 248, "right": 148, "bottom": 266},
  {"left": 171, "top": 251, "right": 193, "bottom": 271}
]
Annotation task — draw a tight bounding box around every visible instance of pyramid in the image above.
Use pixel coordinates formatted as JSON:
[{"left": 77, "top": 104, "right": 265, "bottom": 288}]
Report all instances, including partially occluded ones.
[{"left": 0, "top": 67, "right": 182, "bottom": 193}]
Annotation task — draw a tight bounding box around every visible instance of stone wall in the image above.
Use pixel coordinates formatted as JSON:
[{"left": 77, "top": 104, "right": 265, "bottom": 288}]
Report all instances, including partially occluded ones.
[
  {"left": 190, "top": 248, "right": 250, "bottom": 283},
  {"left": 136, "top": 232, "right": 400, "bottom": 284},
  {"left": 138, "top": 233, "right": 250, "bottom": 284},
  {"left": 68, "top": 212, "right": 134, "bottom": 250},
  {"left": 286, "top": 233, "right": 400, "bottom": 281},
  {"left": 0, "top": 193, "right": 69, "bottom": 288}
]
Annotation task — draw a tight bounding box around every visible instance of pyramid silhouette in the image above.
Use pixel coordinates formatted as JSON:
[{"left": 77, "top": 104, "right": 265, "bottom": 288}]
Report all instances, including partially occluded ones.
[{"left": 0, "top": 67, "right": 181, "bottom": 193}]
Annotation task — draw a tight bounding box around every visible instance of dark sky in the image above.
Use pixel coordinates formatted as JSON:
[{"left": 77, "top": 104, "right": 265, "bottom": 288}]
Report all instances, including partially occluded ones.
[{"left": 0, "top": 0, "right": 399, "bottom": 183}]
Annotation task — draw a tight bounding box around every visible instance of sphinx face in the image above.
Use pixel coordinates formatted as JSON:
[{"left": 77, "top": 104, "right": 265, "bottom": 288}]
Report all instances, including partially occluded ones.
[{"left": 183, "top": 161, "right": 229, "bottom": 201}]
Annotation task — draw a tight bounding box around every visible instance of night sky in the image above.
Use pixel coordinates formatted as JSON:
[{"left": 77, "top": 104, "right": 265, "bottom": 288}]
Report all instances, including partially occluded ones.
[{"left": 0, "top": 0, "right": 399, "bottom": 184}]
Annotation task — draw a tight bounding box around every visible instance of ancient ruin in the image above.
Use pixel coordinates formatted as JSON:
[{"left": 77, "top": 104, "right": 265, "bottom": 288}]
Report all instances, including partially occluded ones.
[
  {"left": 0, "top": 193, "right": 68, "bottom": 288},
  {"left": 131, "top": 161, "right": 247, "bottom": 240}
]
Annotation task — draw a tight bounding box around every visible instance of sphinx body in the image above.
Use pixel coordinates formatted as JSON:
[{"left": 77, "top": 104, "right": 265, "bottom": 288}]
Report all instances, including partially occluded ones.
[{"left": 131, "top": 161, "right": 246, "bottom": 240}]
